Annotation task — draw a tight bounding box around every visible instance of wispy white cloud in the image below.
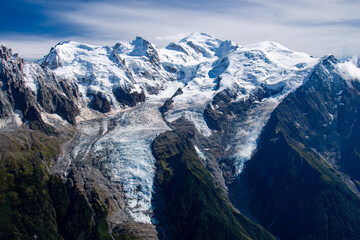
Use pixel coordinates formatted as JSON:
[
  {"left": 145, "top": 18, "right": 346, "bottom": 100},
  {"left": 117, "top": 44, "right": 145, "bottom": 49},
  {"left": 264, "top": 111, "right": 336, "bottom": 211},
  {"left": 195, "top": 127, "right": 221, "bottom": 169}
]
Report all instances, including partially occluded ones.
[{"left": 2, "top": 0, "right": 360, "bottom": 59}]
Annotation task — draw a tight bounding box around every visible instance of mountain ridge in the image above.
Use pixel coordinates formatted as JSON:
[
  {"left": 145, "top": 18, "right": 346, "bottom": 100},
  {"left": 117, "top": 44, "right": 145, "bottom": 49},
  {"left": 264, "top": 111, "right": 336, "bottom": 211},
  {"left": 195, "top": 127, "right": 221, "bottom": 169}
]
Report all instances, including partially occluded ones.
[{"left": 1, "top": 33, "right": 360, "bottom": 239}]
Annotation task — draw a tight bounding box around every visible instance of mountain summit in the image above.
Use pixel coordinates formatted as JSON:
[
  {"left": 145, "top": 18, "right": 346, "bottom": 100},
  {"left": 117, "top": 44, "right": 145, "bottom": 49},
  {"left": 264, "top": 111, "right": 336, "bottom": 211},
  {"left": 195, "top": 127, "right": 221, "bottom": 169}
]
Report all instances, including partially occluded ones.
[{"left": 1, "top": 34, "right": 360, "bottom": 240}]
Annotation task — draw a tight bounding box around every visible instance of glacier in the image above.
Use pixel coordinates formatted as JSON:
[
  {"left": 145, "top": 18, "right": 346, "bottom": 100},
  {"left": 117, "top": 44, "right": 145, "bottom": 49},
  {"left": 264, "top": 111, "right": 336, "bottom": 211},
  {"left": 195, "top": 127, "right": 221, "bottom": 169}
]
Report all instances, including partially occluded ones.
[
  {"left": 69, "top": 102, "right": 170, "bottom": 222},
  {"left": 37, "top": 33, "right": 323, "bottom": 224}
]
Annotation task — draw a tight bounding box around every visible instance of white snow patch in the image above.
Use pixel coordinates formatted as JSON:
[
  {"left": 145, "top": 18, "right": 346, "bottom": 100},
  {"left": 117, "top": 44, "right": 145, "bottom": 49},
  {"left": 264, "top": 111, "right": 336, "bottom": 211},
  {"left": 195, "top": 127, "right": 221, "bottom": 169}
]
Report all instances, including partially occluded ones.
[
  {"left": 0, "top": 118, "right": 13, "bottom": 129},
  {"left": 185, "top": 111, "right": 212, "bottom": 137},
  {"left": 13, "top": 109, "right": 24, "bottom": 126},
  {"left": 41, "top": 112, "right": 70, "bottom": 126},
  {"left": 194, "top": 145, "right": 206, "bottom": 161},
  {"left": 23, "top": 62, "right": 39, "bottom": 93},
  {"left": 0, "top": 119, "right": 7, "bottom": 129},
  {"left": 229, "top": 98, "right": 280, "bottom": 176}
]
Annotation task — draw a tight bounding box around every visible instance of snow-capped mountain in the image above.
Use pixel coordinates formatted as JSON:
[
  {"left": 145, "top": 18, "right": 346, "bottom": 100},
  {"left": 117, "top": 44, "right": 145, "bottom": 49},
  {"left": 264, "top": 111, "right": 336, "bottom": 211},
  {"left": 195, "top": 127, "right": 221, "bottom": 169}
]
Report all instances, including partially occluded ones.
[
  {"left": 33, "top": 34, "right": 319, "bottom": 222},
  {"left": 1, "top": 33, "right": 360, "bottom": 240}
]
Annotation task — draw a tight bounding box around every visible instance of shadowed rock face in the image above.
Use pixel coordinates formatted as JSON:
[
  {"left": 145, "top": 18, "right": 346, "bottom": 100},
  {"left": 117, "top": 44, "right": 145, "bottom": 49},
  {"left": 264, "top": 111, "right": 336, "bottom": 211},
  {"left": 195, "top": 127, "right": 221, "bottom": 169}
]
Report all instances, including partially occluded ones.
[
  {"left": 259, "top": 56, "right": 360, "bottom": 194},
  {"left": 0, "top": 45, "right": 79, "bottom": 132},
  {"left": 88, "top": 92, "right": 112, "bottom": 113},
  {"left": 1, "top": 46, "right": 53, "bottom": 134},
  {"left": 151, "top": 129, "right": 275, "bottom": 240},
  {"left": 229, "top": 56, "right": 360, "bottom": 240},
  {"left": 36, "top": 75, "right": 80, "bottom": 125},
  {"left": 113, "top": 87, "right": 146, "bottom": 108},
  {"left": 204, "top": 86, "right": 283, "bottom": 133}
]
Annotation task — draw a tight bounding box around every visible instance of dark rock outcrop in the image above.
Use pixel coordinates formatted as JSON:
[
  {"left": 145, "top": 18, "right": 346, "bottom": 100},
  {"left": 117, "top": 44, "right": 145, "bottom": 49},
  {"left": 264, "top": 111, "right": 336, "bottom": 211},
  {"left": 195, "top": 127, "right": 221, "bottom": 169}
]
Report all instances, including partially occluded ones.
[
  {"left": 113, "top": 87, "right": 145, "bottom": 107},
  {"left": 160, "top": 88, "right": 183, "bottom": 114},
  {"left": 88, "top": 92, "right": 112, "bottom": 113},
  {"left": 37, "top": 79, "right": 79, "bottom": 125},
  {"left": 204, "top": 86, "right": 283, "bottom": 132}
]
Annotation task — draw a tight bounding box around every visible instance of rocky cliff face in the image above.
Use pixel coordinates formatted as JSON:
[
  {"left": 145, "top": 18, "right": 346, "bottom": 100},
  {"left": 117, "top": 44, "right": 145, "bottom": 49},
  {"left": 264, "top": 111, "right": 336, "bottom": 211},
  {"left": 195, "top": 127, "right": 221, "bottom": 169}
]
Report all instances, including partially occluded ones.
[
  {"left": 1, "top": 33, "right": 360, "bottom": 240},
  {"left": 151, "top": 129, "right": 275, "bottom": 240},
  {"left": 229, "top": 55, "right": 360, "bottom": 240},
  {"left": 0, "top": 46, "right": 79, "bottom": 134}
]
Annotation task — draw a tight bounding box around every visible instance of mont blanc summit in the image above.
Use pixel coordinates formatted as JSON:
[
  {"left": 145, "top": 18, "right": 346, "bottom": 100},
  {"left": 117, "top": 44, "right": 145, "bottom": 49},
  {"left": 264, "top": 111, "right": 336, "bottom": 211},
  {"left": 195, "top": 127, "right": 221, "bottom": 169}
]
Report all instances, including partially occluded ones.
[{"left": 1, "top": 33, "right": 360, "bottom": 240}]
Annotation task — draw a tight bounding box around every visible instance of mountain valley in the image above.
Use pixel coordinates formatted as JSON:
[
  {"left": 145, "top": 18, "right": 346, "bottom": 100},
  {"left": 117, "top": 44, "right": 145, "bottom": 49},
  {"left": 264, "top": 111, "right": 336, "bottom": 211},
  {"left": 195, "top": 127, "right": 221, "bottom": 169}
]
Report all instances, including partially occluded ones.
[{"left": 1, "top": 33, "right": 360, "bottom": 240}]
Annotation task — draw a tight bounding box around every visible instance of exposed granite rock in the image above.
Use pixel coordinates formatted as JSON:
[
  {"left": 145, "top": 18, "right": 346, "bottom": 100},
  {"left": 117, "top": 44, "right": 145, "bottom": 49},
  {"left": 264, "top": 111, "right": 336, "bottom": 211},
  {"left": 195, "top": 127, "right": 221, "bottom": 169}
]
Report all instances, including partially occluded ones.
[
  {"left": 1, "top": 47, "right": 50, "bottom": 131},
  {"left": 200, "top": 85, "right": 284, "bottom": 184},
  {"left": 160, "top": 98, "right": 173, "bottom": 114},
  {"left": 0, "top": 45, "right": 79, "bottom": 132},
  {"left": 160, "top": 88, "right": 183, "bottom": 114},
  {"left": 37, "top": 80, "right": 79, "bottom": 125},
  {"left": 113, "top": 87, "right": 146, "bottom": 107},
  {"left": 204, "top": 86, "right": 283, "bottom": 132},
  {"left": 88, "top": 92, "right": 112, "bottom": 113}
]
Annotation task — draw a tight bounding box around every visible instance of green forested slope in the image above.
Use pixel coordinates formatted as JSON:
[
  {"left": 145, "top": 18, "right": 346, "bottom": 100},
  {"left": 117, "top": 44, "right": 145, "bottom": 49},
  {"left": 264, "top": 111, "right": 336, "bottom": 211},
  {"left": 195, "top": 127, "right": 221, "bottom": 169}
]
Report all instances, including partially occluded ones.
[{"left": 0, "top": 130, "right": 112, "bottom": 240}]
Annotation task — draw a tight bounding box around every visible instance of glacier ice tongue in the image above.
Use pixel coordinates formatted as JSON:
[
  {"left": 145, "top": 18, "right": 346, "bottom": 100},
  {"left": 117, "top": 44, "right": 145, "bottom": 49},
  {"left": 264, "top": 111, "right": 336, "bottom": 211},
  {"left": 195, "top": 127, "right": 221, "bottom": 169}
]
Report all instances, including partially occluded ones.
[
  {"left": 95, "top": 103, "right": 170, "bottom": 222},
  {"left": 69, "top": 101, "right": 171, "bottom": 223},
  {"left": 229, "top": 98, "right": 281, "bottom": 176}
]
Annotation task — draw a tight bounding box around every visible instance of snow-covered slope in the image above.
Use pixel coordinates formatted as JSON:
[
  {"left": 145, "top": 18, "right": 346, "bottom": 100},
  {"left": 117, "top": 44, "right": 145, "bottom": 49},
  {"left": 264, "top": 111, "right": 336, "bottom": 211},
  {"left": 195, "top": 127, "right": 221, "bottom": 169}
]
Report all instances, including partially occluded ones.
[
  {"left": 31, "top": 33, "right": 324, "bottom": 224},
  {"left": 213, "top": 41, "right": 318, "bottom": 175},
  {"left": 159, "top": 33, "right": 240, "bottom": 136},
  {"left": 159, "top": 35, "right": 318, "bottom": 176},
  {"left": 39, "top": 41, "right": 136, "bottom": 112},
  {"left": 38, "top": 39, "right": 175, "bottom": 116},
  {"left": 159, "top": 35, "right": 318, "bottom": 138}
]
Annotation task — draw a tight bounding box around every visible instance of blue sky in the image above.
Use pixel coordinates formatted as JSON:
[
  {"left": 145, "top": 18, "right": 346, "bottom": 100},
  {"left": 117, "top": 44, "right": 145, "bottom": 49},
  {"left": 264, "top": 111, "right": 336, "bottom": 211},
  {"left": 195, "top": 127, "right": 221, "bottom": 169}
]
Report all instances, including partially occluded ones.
[{"left": 1, "top": 0, "right": 360, "bottom": 60}]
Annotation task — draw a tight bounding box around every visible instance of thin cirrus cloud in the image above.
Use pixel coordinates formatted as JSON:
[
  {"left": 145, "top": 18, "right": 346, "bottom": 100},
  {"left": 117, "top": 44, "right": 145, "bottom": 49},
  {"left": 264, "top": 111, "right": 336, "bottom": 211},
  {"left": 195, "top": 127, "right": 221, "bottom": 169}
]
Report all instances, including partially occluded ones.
[{"left": 1, "top": 0, "right": 359, "bottom": 60}]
